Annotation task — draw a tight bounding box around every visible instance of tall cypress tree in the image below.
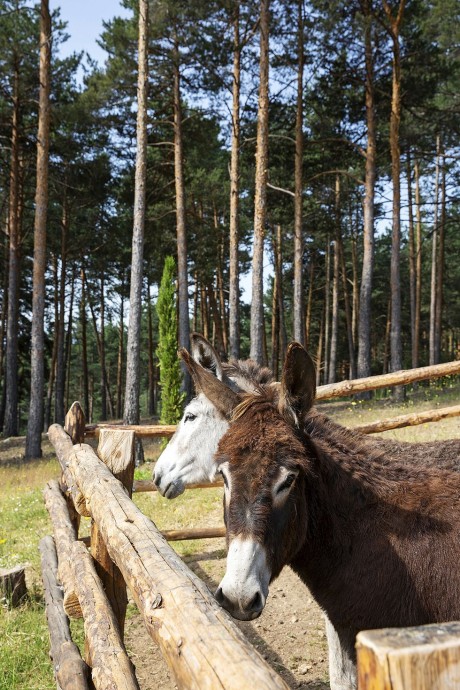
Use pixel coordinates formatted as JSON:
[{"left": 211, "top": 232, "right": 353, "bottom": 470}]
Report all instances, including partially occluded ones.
[{"left": 157, "top": 256, "right": 185, "bottom": 427}]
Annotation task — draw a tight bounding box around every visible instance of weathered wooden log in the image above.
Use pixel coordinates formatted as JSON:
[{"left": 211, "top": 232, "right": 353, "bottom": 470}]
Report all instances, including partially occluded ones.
[
  {"left": 355, "top": 403, "right": 460, "bottom": 435},
  {"left": 85, "top": 423, "right": 176, "bottom": 438},
  {"left": 64, "top": 402, "right": 86, "bottom": 533},
  {"left": 90, "top": 429, "right": 135, "bottom": 637},
  {"left": 39, "top": 536, "right": 90, "bottom": 690},
  {"left": 48, "top": 423, "right": 91, "bottom": 518},
  {"left": 316, "top": 359, "right": 460, "bottom": 400},
  {"left": 71, "top": 540, "right": 139, "bottom": 690},
  {"left": 133, "top": 478, "right": 224, "bottom": 493},
  {"left": 357, "top": 621, "right": 460, "bottom": 689},
  {"left": 0, "top": 565, "right": 27, "bottom": 607},
  {"left": 65, "top": 401, "right": 86, "bottom": 444},
  {"left": 43, "top": 480, "right": 82, "bottom": 619},
  {"left": 161, "top": 526, "right": 226, "bottom": 541},
  {"left": 66, "top": 442, "right": 289, "bottom": 690}
]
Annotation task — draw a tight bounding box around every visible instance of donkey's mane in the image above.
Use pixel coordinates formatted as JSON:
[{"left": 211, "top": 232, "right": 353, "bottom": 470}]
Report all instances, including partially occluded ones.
[
  {"left": 228, "top": 389, "right": 460, "bottom": 506},
  {"left": 223, "top": 359, "right": 274, "bottom": 390}
]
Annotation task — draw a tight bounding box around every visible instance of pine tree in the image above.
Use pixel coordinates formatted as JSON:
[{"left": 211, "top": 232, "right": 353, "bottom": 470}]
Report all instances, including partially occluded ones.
[{"left": 157, "top": 256, "right": 185, "bottom": 428}]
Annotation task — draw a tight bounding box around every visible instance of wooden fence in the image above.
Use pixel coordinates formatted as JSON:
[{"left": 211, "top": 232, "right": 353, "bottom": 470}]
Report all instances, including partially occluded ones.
[{"left": 41, "top": 359, "right": 460, "bottom": 690}]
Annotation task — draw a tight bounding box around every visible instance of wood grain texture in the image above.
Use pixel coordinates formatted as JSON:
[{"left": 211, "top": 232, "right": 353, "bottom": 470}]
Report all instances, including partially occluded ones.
[
  {"left": 85, "top": 424, "right": 176, "bottom": 438},
  {"left": 133, "top": 478, "right": 224, "bottom": 492},
  {"left": 48, "top": 423, "right": 91, "bottom": 517},
  {"left": 357, "top": 622, "right": 460, "bottom": 690},
  {"left": 66, "top": 442, "right": 289, "bottom": 690},
  {"left": 39, "top": 535, "right": 90, "bottom": 690},
  {"left": 355, "top": 404, "right": 460, "bottom": 434},
  {"left": 71, "top": 540, "right": 139, "bottom": 690},
  {"left": 90, "top": 429, "right": 135, "bottom": 638},
  {"left": 316, "top": 359, "right": 460, "bottom": 400},
  {"left": 0, "top": 565, "right": 27, "bottom": 607},
  {"left": 43, "top": 480, "right": 82, "bottom": 618}
]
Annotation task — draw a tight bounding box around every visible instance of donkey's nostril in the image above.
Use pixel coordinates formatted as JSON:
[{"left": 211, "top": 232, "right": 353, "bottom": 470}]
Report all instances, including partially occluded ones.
[
  {"left": 215, "top": 586, "right": 225, "bottom": 605},
  {"left": 154, "top": 471, "right": 162, "bottom": 489},
  {"left": 248, "top": 591, "right": 262, "bottom": 612}
]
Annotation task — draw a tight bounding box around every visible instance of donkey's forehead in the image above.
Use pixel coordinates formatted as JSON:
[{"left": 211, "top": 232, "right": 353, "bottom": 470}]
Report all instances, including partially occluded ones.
[{"left": 186, "top": 393, "right": 220, "bottom": 417}]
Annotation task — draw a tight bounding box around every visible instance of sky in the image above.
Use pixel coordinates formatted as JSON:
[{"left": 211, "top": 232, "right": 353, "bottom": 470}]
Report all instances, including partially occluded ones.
[{"left": 51, "top": 0, "right": 131, "bottom": 66}]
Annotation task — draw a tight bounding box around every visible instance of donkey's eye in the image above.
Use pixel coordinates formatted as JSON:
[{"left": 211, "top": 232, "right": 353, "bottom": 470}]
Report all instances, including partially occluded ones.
[
  {"left": 277, "top": 474, "right": 297, "bottom": 494},
  {"left": 184, "top": 413, "right": 197, "bottom": 423},
  {"left": 218, "top": 470, "right": 229, "bottom": 488}
]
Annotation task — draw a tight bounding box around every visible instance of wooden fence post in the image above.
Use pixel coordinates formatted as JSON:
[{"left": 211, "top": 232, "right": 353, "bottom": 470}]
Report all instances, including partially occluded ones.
[
  {"left": 63, "top": 402, "right": 87, "bottom": 533},
  {"left": 357, "top": 622, "right": 460, "bottom": 689},
  {"left": 89, "top": 429, "right": 135, "bottom": 646}
]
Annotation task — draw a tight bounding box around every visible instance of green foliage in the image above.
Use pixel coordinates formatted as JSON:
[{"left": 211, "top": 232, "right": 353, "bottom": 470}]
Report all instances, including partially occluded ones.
[{"left": 156, "top": 257, "right": 185, "bottom": 427}]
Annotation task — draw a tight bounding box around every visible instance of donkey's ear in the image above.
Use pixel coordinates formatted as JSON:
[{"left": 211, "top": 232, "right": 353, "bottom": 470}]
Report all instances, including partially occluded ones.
[
  {"left": 180, "top": 347, "right": 240, "bottom": 419},
  {"left": 190, "top": 333, "right": 224, "bottom": 380},
  {"left": 279, "top": 342, "right": 316, "bottom": 427}
]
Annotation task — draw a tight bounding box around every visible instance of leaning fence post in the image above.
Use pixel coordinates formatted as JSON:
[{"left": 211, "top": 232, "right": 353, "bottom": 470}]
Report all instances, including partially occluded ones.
[
  {"left": 63, "top": 401, "right": 86, "bottom": 533},
  {"left": 89, "top": 429, "right": 135, "bottom": 646}
]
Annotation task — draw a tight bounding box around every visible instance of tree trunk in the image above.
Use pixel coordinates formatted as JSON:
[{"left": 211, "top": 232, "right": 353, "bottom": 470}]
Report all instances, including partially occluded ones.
[
  {"left": 328, "top": 178, "right": 340, "bottom": 384},
  {"left": 80, "top": 268, "right": 90, "bottom": 421},
  {"left": 0, "top": 236, "right": 9, "bottom": 431},
  {"left": 173, "top": 34, "right": 191, "bottom": 397},
  {"left": 323, "top": 237, "right": 331, "bottom": 384},
  {"left": 124, "top": 0, "right": 148, "bottom": 431},
  {"left": 4, "top": 57, "right": 21, "bottom": 438},
  {"left": 406, "top": 149, "right": 417, "bottom": 368},
  {"left": 357, "top": 0, "right": 376, "bottom": 386},
  {"left": 384, "top": 0, "right": 406, "bottom": 400},
  {"left": 414, "top": 158, "right": 422, "bottom": 367},
  {"left": 274, "top": 224, "right": 287, "bottom": 366},
  {"left": 351, "top": 217, "right": 359, "bottom": 350},
  {"left": 25, "top": 0, "right": 51, "bottom": 456},
  {"left": 434, "top": 151, "right": 446, "bottom": 363},
  {"left": 54, "top": 191, "right": 68, "bottom": 426},
  {"left": 99, "top": 270, "right": 108, "bottom": 420},
  {"left": 293, "top": 0, "right": 305, "bottom": 344},
  {"left": 305, "top": 254, "right": 315, "bottom": 348},
  {"left": 65, "top": 265, "right": 76, "bottom": 411},
  {"left": 271, "top": 273, "right": 279, "bottom": 379},
  {"left": 214, "top": 205, "right": 228, "bottom": 354},
  {"left": 207, "top": 282, "right": 226, "bottom": 359},
  {"left": 250, "top": 0, "right": 270, "bottom": 364},
  {"left": 116, "top": 282, "right": 125, "bottom": 420},
  {"left": 45, "top": 255, "right": 58, "bottom": 430},
  {"left": 84, "top": 273, "right": 114, "bottom": 420},
  {"left": 338, "top": 223, "right": 356, "bottom": 379},
  {"left": 429, "top": 135, "right": 441, "bottom": 365},
  {"left": 229, "top": 3, "right": 241, "bottom": 360},
  {"left": 147, "top": 280, "right": 156, "bottom": 416}
]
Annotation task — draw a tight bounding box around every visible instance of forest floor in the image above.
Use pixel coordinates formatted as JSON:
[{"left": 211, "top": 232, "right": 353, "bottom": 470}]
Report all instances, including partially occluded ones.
[{"left": 1, "top": 379, "right": 460, "bottom": 689}]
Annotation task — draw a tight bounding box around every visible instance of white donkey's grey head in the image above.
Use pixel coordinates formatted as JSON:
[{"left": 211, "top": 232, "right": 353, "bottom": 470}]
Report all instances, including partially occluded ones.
[{"left": 153, "top": 334, "right": 273, "bottom": 499}]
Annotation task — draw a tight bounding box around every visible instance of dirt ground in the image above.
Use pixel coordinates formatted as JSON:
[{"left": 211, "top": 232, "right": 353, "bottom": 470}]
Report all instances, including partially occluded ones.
[{"left": 124, "top": 540, "right": 329, "bottom": 690}]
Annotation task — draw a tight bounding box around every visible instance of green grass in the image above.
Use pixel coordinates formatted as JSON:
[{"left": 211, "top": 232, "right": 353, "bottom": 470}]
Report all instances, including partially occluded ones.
[{"left": 0, "top": 381, "right": 458, "bottom": 689}]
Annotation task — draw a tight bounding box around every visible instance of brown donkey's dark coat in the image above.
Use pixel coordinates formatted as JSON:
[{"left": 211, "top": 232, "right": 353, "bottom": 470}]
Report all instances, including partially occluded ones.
[{"left": 214, "top": 346, "right": 460, "bottom": 659}]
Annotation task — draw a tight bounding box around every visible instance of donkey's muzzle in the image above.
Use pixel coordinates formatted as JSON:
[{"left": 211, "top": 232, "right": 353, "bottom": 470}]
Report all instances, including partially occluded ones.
[{"left": 215, "top": 585, "right": 264, "bottom": 621}]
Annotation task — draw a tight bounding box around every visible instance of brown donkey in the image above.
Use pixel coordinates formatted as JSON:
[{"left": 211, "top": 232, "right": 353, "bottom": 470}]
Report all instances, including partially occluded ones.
[{"left": 182, "top": 343, "right": 460, "bottom": 690}]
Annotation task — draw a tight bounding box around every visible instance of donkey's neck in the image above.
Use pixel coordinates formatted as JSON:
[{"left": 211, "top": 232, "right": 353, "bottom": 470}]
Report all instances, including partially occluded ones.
[{"left": 291, "top": 412, "right": 460, "bottom": 631}]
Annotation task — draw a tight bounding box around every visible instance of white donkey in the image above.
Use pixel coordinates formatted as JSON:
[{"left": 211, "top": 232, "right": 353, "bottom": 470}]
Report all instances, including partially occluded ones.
[{"left": 153, "top": 334, "right": 273, "bottom": 499}]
